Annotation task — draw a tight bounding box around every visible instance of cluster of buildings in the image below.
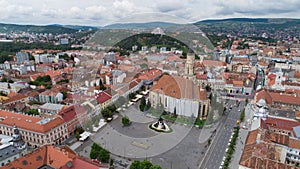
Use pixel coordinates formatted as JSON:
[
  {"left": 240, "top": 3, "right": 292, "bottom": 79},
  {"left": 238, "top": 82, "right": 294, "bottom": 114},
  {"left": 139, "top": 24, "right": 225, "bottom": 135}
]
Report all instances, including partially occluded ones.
[
  {"left": 222, "top": 35, "right": 300, "bottom": 169},
  {"left": 0, "top": 25, "right": 300, "bottom": 168},
  {"left": 0, "top": 30, "right": 92, "bottom": 45}
]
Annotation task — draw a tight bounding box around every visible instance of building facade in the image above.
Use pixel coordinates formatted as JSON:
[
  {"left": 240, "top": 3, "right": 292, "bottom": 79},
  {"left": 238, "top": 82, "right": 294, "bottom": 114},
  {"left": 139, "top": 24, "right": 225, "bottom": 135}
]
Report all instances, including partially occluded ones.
[
  {"left": 150, "top": 74, "right": 210, "bottom": 119},
  {"left": 0, "top": 110, "right": 68, "bottom": 147}
]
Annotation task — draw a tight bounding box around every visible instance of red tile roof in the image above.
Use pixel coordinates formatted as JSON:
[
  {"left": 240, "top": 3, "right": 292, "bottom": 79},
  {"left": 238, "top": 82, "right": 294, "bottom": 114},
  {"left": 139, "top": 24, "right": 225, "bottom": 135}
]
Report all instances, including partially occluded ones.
[
  {"left": 239, "top": 129, "right": 295, "bottom": 169},
  {"left": 2, "top": 145, "right": 105, "bottom": 169},
  {"left": 58, "top": 104, "right": 86, "bottom": 123},
  {"left": 151, "top": 74, "right": 207, "bottom": 100},
  {"left": 2, "top": 93, "right": 27, "bottom": 105},
  {"left": 138, "top": 69, "right": 162, "bottom": 81},
  {"left": 96, "top": 91, "right": 112, "bottom": 104},
  {"left": 60, "top": 157, "right": 108, "bottom": 169},
  {"left": 0, "top": 110, "right": 65, "bottom": 134},
  {"left": 256, "top": 89, "right": 300, "bottom": 106},
  {"left": 202, "top": 60, "right": 226, "bottom": 67},
  {"left": 264, "top": 117, "right": 300, "bottom": 132}
]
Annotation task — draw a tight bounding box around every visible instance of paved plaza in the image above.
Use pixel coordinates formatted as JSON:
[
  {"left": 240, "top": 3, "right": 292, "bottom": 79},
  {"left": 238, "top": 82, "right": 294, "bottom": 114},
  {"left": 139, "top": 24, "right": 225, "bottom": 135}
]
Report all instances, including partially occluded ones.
[{"left": 75, "top": 103, "right": 218, "bottom": 169}]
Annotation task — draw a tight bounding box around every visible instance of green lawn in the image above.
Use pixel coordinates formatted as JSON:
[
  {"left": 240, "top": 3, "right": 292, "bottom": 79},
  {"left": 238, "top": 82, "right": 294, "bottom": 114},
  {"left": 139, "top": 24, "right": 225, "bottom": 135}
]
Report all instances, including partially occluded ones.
[{"left": 150, "top": 108, "right": 206, "bottom": 127}]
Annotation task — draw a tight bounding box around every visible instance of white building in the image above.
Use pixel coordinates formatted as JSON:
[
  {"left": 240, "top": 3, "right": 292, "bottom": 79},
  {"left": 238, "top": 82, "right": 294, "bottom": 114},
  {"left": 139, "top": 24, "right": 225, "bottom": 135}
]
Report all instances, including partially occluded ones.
[{"left": 150, "top": 74, "right": 210, "bottom": 119}]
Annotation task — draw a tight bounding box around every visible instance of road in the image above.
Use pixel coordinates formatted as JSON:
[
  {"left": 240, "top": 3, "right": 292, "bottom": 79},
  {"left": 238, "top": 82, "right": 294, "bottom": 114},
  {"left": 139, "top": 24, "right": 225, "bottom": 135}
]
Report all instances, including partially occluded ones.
[{"left": 199, "top": 100, "right": 245, "bottom": 169}]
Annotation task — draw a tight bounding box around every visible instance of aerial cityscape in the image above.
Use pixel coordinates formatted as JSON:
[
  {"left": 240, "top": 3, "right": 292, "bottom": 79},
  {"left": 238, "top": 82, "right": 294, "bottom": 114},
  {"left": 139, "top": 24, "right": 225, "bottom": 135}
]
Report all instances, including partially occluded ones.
[{"left": 0, "top": 1, "right": 300, "bottom": 169}]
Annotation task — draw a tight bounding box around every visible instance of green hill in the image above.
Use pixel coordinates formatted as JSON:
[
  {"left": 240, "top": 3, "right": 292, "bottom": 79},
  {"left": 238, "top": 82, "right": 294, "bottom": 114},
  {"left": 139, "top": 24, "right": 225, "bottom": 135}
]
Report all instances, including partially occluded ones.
[
  {"left": 114, "top": 33, "right": 190, "bottom": 56},
  {"left": 0, "top": 23, "right": 77, "bottom": 34}
]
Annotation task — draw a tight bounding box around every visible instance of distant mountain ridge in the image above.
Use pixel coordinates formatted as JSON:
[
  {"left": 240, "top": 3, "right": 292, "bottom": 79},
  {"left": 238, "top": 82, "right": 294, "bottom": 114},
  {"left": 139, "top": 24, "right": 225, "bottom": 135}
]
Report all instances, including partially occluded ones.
[
  {"left": 196, "top": 18, "right": 300, "bottom": 24},
  {"left": 101, "top": 21, "right": 178, "bottom": 29},
  {"left": 1, "top": 18, "right": 300, "bottom": 34},
  {"left": 199, "top": 18, "right": 269, "bottom": 23},
  {"left": 0, "top": 23, "right": 78, "bottom": 34}
]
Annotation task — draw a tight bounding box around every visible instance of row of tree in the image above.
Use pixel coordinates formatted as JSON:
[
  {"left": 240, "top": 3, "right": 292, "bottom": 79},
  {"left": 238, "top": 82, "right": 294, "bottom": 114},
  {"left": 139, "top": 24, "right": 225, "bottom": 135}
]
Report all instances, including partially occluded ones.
[
  {"left": 90, "top": 143, "right": 110, "bottom": 163},
  {"left": 101, "top": 104, "right": 117, "bottom": 118},
  {"left": 130, "top": 160, "right": 163, "bottom": 169}
]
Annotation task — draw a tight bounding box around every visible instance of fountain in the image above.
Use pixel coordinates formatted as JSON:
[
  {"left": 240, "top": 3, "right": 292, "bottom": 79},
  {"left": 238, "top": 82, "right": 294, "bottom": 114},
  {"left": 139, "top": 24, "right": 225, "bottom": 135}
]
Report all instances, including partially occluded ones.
[{"left": 149, "top": 117, "right": 172, "bottom": 133}]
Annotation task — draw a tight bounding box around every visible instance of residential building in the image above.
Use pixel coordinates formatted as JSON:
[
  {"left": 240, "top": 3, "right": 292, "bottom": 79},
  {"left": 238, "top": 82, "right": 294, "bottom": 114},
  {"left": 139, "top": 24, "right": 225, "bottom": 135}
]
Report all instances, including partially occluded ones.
[
  {"left": 2, "top": 145, "right": 108, "bottom": 169},
  {"left": 16, "top": 52, "right": 29, "bottom": 64},
  {"left": 34, "top": 54, "right": 56, "bottom": 64},
  {"left": 255, "top": 89, "right": 300, "bottom": 111},
  {"left": 38, "top": 103, "right": 65, "bottom": 114},
  {"left": 239, "top": 117, "right": 300, "bottom": 168},
  {"left": 96, "top": 91, "right": 112, "bottom": 110},
  {"left": 39, "top": 89, "right": 63, "bottom": 104},
  {"left": 58, "top": 104, "right": 88, "bottom": 136},
  {"left": 138, "top": 69, "right": 162, "bottom": 85},
  {"left": 0, "top": 82, "right": 27, "bottom": 95}
]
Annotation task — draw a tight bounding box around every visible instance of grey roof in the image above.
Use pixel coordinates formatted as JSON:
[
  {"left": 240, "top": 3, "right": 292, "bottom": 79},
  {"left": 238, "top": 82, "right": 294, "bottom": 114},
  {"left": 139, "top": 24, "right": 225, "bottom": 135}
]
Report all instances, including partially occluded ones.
[
  {"left": 293, "top": 126, "right": 300, "bottom": 139},
  {"left": 39, "top": 103, "right": 65, "bottom": 111},
  {"left": 0, "top": 144, "right": 21, "bottom": 161}
]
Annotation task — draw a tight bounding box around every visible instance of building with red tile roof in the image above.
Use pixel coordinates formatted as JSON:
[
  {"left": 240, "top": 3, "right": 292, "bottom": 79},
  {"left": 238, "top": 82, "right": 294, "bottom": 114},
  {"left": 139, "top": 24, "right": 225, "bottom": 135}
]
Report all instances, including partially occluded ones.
[
  {"left": 2, "top": 145, "right": 108, "bottom": 169},
  {"left": 1, "top": 93, "right": 27, "bottom": 106},
  {"left": 202, "top": 60, "right": 227, "bottom": 68},
  {"left": 255, "top": 89, "right": 300, "bottom": 110},
  {"left": 0, "top": 110, "right": 68, "bottom": 147},
  {"left": 58, "top": 104, "right": 88, "bottom": 136},
  {"left": 239, "top": 127, "right": 300, "bottom": 168},
  {"left": 96, "top": 91, "right": 112, "bottom": 110},
  {"left": 264, "top": 117, "right": 300, "bottom": 134},
  {"left": 138, "top": 69, "right": 162, "bottom": 85}
]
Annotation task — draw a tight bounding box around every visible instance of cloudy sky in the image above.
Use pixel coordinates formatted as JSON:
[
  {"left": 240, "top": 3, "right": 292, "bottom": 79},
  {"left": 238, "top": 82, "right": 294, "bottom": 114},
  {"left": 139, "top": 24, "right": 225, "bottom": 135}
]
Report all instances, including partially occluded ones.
[{"left": 1, "top": 0, "right": 300, "bottom": 26}]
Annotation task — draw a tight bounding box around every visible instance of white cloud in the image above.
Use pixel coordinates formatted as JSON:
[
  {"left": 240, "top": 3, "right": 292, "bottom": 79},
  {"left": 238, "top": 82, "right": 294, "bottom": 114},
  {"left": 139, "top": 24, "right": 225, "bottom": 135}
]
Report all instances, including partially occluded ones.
[{"left": 0, "top": 0, "right": 299, "bottom": 26}]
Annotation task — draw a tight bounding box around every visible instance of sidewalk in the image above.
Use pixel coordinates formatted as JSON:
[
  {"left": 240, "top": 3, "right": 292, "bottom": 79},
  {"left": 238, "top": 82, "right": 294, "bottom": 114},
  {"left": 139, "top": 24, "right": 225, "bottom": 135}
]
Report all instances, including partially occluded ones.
[{"left": 229, "top": 103, "right": 253, "bottom": 169}]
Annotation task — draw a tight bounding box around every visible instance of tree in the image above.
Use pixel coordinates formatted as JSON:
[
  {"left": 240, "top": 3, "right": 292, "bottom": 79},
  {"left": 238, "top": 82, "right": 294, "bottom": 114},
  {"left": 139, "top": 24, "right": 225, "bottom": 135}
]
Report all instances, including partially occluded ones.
[
  {"left": 129, "top": 93, "right": 136, "bottom": 100},
  {"left": 150, "top": 165, "right": 162, "bottom": 169},
  {"left": 99, "top": 78, "right": 106, "bottom": 90},
  {"left": 62, "top": 91, "right": 67, "bottom": 99},
  {"left": 141, "top": 85, "right": 146, "bottom": 91},
  {"left": 130, "top": 160, "right": 162, "bottom": 169},
  {"left": 110, "top": 159, "right": 114, "bottom": 166},
  {"left": 140, "top": 160, "right": 153, "bottom": 169},
  {"left": 130, "top": 160, "right": 141, "bottom": 169},
  {"left": 46, "top": 84, "right": 52, "bottom": 89},
  {"left": 75, "top": 131, "right": 80, "bottom": 141},
  {"left": 25, "top": 109, "right": 39, "bottom": 115},
  {"left": 98, "top": 148, "right": 110, "bottom": 163},
  {"left": 90, "top": 148, "right": 99, "bottom": 159},
  {"left": 122, "top": 116, "right": 130, "bottom": 126},
  {"left": 240, "top": 109, "right": 245, "bottom": 122},
  {"left": 205, "top": 85, "right": 211, "bottom": 92},
  {"left": 90, "top": 143, "right": 110, "bottom": 163},
  {"left": 107, "top": 105, "right": 116, "bottom": 112},
  {"left": 139, "top": 96, "right": 146, "bottom": 111},
  {"left": 101, "top": 108, "right": 112, "bottom": 118}
]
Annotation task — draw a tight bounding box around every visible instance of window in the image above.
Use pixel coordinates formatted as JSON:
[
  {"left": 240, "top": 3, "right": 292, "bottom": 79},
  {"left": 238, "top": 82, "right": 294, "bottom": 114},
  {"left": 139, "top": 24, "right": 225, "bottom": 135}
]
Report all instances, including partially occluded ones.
[{"left": 165, "top": 98, "right": 167, "bottom": 107}]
